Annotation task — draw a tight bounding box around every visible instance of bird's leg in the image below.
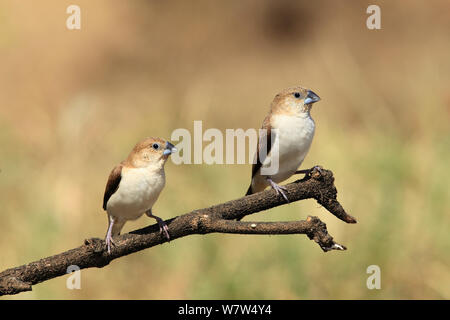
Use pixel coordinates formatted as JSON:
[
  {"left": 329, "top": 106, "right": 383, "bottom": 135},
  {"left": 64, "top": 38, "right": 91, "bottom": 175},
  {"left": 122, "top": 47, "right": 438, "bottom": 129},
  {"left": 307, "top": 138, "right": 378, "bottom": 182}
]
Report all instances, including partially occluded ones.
[
  {"left": 145, "top": 209, "right": 170, "bottom": 241},
  {"left": 295, "top": 165, "right": 323, "bottom": 177},
  {"left": 266, "top": 177, "right": 289, "bottom": 202},
  {"left": 105, "top": 215, "right": 116, "bottom": 254}
]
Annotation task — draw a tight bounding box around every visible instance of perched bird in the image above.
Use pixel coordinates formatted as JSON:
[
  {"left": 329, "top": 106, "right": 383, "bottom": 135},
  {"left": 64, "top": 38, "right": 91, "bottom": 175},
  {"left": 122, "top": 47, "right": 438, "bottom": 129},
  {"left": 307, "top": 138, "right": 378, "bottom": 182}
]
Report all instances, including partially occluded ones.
[
  {"left": 244, "top": 86, "right": 321, "bottom": 204},
  {"left": 102, "top": 137, "right": 177, "bottom": 253}
]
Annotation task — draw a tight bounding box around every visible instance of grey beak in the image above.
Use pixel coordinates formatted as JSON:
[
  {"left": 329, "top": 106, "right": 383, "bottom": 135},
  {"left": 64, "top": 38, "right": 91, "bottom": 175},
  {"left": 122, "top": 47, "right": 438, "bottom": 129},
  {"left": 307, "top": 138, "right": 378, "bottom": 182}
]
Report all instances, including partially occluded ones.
[
  {"left": 304, "top": 90, "right": 320, "bottom": 105},
  {"left": 163, "top": 141, "right": 177, "bottom": 156}
]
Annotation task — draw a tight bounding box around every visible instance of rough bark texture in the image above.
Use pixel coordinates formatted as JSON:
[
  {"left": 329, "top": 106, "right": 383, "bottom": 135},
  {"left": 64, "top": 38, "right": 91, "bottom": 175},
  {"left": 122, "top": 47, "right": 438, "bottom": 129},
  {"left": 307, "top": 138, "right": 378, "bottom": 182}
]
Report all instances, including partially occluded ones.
[{"left": 0, "top": 166, "right": 356, "bottom": 296}]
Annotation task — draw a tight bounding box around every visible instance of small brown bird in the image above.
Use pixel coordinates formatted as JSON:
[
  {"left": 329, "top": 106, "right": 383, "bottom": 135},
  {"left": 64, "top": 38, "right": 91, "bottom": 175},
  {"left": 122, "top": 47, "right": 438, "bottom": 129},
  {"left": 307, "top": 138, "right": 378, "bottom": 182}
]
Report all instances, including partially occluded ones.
[
  {"left": 244, "top": 86, "right": 321, "bottom": 204},
  {"left": 102, "top": 137, "right": 177, "bottom": 253}
]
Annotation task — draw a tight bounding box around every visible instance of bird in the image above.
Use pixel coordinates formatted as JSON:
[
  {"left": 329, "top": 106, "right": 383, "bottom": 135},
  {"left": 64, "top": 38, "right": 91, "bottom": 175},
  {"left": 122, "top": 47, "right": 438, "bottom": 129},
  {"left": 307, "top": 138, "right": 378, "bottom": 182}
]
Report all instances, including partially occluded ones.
[
  {"left": 102, "top": 137, "right": 177, "bottom": 253},
  {"left": 243, "top": 86, "right": 321, "bottom": 208}
]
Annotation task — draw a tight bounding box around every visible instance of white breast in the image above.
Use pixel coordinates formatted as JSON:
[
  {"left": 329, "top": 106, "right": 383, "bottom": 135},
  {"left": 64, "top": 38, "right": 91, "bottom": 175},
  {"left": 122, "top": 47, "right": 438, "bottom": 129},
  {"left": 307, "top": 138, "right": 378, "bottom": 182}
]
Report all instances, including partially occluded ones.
[
  {"left": 107, "top": 167, "right": 165, "bottom": 221},
  {"left": 264, "top": 113, "right": 315, "bottom": 183}
]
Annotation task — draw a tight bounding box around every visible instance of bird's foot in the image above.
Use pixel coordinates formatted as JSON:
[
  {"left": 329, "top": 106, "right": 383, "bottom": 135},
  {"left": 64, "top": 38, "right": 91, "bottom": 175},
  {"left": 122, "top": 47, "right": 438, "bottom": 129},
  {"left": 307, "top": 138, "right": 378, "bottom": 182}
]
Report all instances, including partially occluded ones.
[
  {"left": 147, "top": 211, "right": 170, "bottom": 241},
  {"left": 155, "top": 217, "right": 170, "bottom": 241},
  {"left": 267, "top": 178, "right": 289, "bottom": 202},
  {"left": 105, "top": 234, "right": 116, "bottom": 254}
]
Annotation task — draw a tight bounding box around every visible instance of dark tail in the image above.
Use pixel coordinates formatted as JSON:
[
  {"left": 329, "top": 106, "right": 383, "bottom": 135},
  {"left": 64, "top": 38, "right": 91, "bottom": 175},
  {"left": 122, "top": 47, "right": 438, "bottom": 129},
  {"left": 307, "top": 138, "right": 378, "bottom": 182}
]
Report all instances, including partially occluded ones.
[{"left": 245, "top": 184, "right": 253, "bottom": 196}]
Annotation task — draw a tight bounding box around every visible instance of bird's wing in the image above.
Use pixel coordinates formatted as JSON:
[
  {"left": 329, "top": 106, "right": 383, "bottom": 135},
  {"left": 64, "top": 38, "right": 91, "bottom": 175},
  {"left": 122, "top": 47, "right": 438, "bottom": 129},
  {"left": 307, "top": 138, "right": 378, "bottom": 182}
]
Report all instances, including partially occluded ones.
[
  {"left": 251, "top": 115, "right": 273, "bottom": 178},
  {"left": 102, "top": 164, "right": 123, "bottom": 210}
]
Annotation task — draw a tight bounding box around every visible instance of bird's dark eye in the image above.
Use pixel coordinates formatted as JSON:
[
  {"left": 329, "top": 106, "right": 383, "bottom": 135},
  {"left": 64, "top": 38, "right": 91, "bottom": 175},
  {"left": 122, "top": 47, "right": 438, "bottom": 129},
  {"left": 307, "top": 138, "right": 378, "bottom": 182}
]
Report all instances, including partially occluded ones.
[
  {"left": 152, "top": 143, "right": 160, "bottom": 150},
  {"left": 294, "top": 92, "right": 301, "bottom": 99}
]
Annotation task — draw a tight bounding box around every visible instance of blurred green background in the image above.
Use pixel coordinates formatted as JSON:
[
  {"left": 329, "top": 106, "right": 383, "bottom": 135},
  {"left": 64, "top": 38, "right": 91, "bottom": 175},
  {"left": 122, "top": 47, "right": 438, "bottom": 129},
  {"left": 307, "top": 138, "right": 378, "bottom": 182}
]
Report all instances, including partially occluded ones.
[{"left": 1, "top": 0, "right": 449, "bottom": 299}]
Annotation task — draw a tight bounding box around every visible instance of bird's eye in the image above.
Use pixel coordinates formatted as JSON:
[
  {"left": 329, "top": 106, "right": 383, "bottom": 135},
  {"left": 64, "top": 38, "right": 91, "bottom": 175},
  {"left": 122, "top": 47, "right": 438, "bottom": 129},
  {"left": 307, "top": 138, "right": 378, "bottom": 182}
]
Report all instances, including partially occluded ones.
[
  {"left": 152, "top": 143, "right": 160, "bottom": 150},
  {"left": 294, "top": 92, "right": 301, "bottom": 99}
]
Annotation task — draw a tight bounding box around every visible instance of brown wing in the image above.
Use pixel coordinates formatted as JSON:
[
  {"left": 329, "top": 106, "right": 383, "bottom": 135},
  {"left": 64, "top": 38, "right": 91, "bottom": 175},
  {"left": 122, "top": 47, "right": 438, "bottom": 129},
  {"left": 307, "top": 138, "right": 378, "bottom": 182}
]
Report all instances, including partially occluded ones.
[
  {"left": 102, "top": 164, "right": 123, "bottom": 210},
  {"left": 251, "top": 115, "right": 273, "bottom": 179}
]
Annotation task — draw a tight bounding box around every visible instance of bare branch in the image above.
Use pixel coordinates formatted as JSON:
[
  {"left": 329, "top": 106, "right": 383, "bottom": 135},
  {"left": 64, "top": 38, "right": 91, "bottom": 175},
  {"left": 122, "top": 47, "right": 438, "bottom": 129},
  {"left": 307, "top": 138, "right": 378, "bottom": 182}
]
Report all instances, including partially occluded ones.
[{"left": 0, "top": 166, "right": 356, "bottom": 296}]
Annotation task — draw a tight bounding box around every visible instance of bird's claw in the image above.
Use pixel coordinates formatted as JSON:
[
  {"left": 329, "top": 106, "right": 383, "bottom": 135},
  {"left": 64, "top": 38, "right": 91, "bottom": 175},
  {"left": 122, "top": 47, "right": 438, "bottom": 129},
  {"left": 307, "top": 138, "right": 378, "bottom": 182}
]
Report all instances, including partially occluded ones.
[
  {"left": 267, "top": 179, "right": 289, "bottom": 202},
  {"left": 105, "top": 235, "right": 116, "bottom": 254},
  {"left": 160, "top": 224, "right": 170, "bottom": 241},
  {"left": 146, "top": 210, "right": 170, "bottom": 242},
  {"left": 155, "top": 217, "right": 170, "bottom": 241}
]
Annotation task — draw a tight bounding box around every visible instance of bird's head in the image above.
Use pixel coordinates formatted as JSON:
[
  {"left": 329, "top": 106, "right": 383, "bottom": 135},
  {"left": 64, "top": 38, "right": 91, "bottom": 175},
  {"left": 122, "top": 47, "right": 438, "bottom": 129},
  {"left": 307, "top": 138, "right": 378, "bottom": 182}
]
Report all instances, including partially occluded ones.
[
  {"left": 128, "top": 137, "right": 177, "bottom": 168},
  {"left": 271, "top": 86, "right": 320, "bottom": 116}
]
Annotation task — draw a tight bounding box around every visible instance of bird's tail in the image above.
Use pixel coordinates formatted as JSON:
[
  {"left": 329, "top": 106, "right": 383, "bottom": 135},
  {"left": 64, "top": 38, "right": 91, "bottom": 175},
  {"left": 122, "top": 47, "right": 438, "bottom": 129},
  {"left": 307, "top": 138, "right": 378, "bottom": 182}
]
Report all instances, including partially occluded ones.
[{"left": 245, "top": 184, "right": 253, "bottom": 196}]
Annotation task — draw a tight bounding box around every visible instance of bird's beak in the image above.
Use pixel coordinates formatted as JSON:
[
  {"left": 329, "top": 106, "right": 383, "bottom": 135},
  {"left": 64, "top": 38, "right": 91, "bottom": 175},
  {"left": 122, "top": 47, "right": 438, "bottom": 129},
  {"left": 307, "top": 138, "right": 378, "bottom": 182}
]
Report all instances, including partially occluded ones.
[
  {"left": 304, "top": 90, "right": 320, "bottom": 105},
  {"left": 163, "top": 141, "right": 177, "bottom": 156}
]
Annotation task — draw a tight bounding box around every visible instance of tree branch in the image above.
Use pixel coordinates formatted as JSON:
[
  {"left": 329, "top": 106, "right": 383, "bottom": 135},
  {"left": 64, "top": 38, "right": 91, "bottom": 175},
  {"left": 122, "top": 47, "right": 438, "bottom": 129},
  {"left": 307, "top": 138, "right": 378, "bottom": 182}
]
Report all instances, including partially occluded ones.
[{"left": 0, "top": 166, "right": 356, "bottom": 296}]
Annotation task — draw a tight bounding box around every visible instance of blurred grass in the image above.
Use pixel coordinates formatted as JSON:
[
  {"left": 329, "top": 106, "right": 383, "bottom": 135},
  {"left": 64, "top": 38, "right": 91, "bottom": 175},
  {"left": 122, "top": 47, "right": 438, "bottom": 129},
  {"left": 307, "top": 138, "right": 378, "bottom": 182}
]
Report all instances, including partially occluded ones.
[{"left": 0, "top": 0, "right": 449, "bottom": 299}]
